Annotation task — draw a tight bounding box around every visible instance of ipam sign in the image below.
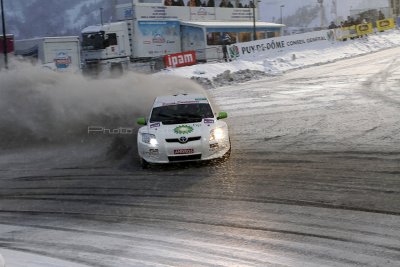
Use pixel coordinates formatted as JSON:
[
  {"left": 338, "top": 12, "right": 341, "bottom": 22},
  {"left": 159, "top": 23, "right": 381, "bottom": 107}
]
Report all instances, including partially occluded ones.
[{"left": 164, "top": 51, "right": 196, "bottom": 68}]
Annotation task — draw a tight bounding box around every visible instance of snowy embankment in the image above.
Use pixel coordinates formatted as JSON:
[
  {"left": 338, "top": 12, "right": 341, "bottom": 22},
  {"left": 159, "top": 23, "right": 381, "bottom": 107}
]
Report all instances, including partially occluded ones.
[{"left": 162, "top": 29, "right": 400, "bottom": 88}]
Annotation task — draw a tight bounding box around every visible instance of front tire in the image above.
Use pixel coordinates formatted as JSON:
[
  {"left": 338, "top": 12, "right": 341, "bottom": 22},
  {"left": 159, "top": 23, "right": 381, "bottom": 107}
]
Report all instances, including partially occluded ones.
[
  {"left": 140, "top": 157, "right": 149, "bottom": 169},
  {"left": 222, "top": 147, "right": 231, "bottom": 161},
  {"left": 222, "top": 138, "right": 232, "bottom": 161}
]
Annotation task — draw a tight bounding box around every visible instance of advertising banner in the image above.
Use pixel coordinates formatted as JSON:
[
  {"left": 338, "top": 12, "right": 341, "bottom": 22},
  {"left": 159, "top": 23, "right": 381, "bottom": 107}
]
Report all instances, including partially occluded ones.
[
  {"left": 376, "top": 18, "right": 395, "bottom": 32},
  {"left": 164, "top": 50, "right": 196, "bottom": 68},
  {"left": 356, "top": 23, "right": 373, "bottom": 36},
  {"left": 189, "top": 7, "right": 216, "bottom": 21},
  {"left": 335, "top": 26, "right": 357, "bottom": 41},
  {"left": 116, "top": 4, "right": 134, "bottom": 20},
  {"left": 227, "top": 30, "right": 336, "bottom": 60},
  {"left": 136, "top": 21, "right": 181, "bottom": 57},
  {"left": 0, "top": 35, "right": 14, "bottom": 54},
  {"left": 215, "top": 8, "right": 256, "bottom": 21},
  {"left": 125, "top": 6, "right": 258, "bottom": 22},
  {"left": 136, "top": 6, "right": 185, "bottom": 20}
]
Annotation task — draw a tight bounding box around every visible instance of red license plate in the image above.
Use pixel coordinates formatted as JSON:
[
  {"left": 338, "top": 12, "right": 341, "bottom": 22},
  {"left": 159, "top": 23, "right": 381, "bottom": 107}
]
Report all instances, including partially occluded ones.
[{"left": 174, "top": 149, "right": 194, "bottom": 155}]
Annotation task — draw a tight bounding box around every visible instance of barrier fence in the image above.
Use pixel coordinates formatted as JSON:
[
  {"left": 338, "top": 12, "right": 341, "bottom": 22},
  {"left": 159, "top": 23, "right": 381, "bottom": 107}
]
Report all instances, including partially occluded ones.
[
  {"left": 225, "top": 17, "right": 397, "bottom": 61},
  {"left": 337, "top": 18, "right": 395, "bottom": 40},
  {"left": 140, "top": 17, "right": 398, "bottom": 71}
]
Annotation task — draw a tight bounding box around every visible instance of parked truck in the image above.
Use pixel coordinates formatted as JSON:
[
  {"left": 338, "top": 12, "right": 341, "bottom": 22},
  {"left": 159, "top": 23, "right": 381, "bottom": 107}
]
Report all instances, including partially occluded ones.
[
  {"left": 81, "top": 21, "right": 133, "bottom": 74},
  {"left": 81, "top": 19, "right": 183, "bottom": 74},
  {"left": 80, "top": 0, "right": 283, "bottom": 74},
  {"left": 14, "top": 36, "right": 81, "bottom": 71}
]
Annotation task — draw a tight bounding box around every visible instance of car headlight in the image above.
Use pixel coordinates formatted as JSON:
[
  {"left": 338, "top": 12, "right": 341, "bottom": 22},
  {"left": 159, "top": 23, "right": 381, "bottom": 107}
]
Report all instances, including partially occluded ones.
[
  {"left": 210, "top": 128, "right": 224, "bottom": 141},
  {"left": 142, "top": 133, "right": 158, "bottom": 146}
]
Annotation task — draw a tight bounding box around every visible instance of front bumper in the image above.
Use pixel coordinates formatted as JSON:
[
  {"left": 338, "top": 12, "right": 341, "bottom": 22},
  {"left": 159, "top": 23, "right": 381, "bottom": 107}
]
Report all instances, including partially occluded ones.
[{"left": 138, "top": 137, "right": 230, "bottom": 164}]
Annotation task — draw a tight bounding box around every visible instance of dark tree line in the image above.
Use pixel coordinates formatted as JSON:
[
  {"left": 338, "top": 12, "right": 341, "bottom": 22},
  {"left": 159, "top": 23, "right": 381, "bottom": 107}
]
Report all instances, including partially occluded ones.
[{"left": 2, "top": 0, "right": 113, "bottom": 39}]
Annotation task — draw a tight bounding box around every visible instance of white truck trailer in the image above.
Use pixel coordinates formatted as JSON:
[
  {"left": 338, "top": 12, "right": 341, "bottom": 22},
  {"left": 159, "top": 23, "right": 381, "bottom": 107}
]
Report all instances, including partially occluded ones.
[
  {"left": 81, "top": 0, "right": 284, "bottom": 73},
  {"left": 14, "top": 36, "right": 81, "bottom": 71}
]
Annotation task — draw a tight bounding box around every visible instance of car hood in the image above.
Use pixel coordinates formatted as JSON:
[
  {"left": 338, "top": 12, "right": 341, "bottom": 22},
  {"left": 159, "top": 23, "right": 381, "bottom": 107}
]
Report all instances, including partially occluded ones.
[{"left": 145, "top": 119, "right": 217, "bottom": 138}]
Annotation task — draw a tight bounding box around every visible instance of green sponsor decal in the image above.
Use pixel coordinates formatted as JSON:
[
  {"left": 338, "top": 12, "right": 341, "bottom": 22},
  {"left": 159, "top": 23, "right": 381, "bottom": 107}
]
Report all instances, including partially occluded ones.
[
  {"left": 174, "top": 125, "right": 194, "bottom": 134},
  {"left": 195, "top": 97, "right": 207, "bottom": 101},
  {"left": 228, "top": 45, "right": 240, "bottom": 58}
]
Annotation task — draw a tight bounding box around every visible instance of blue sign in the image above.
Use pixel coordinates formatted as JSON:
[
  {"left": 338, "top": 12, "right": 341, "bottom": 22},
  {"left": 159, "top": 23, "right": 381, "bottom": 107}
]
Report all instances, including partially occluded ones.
[{"left": 54, "top": 52, "right": 71, "bottom": 69}]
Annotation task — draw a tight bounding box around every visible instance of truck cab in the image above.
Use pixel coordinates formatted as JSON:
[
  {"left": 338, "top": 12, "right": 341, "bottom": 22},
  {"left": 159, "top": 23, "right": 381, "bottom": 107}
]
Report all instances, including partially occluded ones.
[{"left": 81, "top": 21, "right": 131, "bottom": 73}]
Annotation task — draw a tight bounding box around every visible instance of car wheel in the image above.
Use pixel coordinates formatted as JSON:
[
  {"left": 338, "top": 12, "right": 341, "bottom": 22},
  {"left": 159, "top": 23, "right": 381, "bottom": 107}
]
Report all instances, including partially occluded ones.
[
  {"left": 222, "top": 138, "right": 232, "bottom": 161},
  {"left": 222, "top": 147, "right": 231, "bottom": 161},
  {"left": 140, "top": 157, "right": 149, "bottom": 169}
]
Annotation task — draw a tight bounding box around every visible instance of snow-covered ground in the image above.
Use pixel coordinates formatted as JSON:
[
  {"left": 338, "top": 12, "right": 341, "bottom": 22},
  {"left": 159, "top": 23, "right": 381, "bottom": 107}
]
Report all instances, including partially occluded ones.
[
  {"left": 162, "top": 29, "right": 400, "bottom": 88},
  {"left": 0, "top": 249, "right": 89, "bottom": 267}
]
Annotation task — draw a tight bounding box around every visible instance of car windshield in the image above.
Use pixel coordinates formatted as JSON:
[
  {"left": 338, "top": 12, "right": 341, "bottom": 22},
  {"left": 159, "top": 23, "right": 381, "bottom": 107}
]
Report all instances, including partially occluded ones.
[{"left": 150, "top": 103, "right": 214, "bottom": 124}]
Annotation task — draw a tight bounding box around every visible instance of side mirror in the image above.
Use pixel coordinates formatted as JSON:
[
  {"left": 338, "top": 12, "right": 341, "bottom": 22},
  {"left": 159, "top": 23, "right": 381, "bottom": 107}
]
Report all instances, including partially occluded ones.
[
  {"left": 103, "top": 39, "right": 110, "bottom": 48},
  {"left": 137, "top": 117, "right": 147, "bottom": 125},
  {"left": 217, "top": 112, "right": 228, "bottom": 120}
]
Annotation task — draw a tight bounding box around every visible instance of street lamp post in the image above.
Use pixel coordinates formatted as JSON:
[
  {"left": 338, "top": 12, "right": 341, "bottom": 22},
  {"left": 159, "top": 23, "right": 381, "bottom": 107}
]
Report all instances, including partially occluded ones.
[
  {"left": 317, "top": 0, "right": 324, "bottom": 28},
  {"left": 280, "top": 5, "right": 285, "bottom": 25},
  {"left": 252, "top": 1, "right": 256, "bottom": 41},
  {"left": 100, "top": 7, "right": 104, "bottom": 25},
  {"left": 1, "top": 0, "right": 8, "bottom": 69}
]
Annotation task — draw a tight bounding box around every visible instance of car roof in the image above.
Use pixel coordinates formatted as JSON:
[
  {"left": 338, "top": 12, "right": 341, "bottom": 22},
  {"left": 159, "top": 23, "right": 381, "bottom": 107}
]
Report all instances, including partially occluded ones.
[{"left": 153, "top": 94, "right": 209, "bottom": 108}]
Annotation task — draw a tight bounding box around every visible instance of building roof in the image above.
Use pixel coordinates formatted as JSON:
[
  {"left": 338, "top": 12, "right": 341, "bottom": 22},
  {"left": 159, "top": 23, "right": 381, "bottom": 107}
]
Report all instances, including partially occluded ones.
[{"left": 180, "top": 21, "right": 284, "bottom": 28}]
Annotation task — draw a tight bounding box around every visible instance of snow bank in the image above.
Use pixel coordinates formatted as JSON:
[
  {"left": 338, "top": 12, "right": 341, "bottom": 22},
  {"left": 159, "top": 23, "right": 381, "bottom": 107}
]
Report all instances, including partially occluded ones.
[
  {"left": 161, "top": 29, "right": 400, "bottom": 88},
  {"left": 0, "top": 249, "right": 90, "bottom": 267}
]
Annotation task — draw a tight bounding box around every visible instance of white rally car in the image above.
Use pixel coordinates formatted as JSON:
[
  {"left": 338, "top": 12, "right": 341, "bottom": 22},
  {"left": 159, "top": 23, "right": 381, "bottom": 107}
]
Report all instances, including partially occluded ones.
[{"left": 137, "top": 94, "right": 230, "bottom": 167}]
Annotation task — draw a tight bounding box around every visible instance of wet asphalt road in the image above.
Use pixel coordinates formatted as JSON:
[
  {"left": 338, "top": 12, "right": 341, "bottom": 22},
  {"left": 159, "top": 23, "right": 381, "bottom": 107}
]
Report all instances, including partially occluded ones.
[{"left": 0, "top": 48, "right": 400, "bottom": 266}]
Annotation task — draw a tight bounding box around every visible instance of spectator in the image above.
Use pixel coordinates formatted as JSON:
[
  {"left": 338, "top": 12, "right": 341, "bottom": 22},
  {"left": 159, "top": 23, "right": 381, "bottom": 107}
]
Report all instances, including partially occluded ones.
[
  {"left": 172, "top": 0, "right": 184, "bottom": 6},
  {"left": 187, "top": 0, "right": 197, "bottom": 6},
  {"left": 165, "top": 0, "right": 173, "bottom": 5},
  {"left": 348, "top": 16, "right": 355, "bottom": 26},
  {"left": 328, "top": 21, "right": 337, "bottom": 29},
  {"left": 249, "top": 1, "right": 255, "bottom": 8},
  {"left": 237, "top": 1, "right": 243, "bottom": 8},
  {"left": 378, "top": 10, "right": 385, "bottom": 20},
  {"left": 221, "top": 33, "right": 232, "bottom": 62},
  {"left": 220, "top": 0, "right": 233, "bottom": 7},
  {"left": 206, "top": 0, "right": 214, "bottom": 7}
]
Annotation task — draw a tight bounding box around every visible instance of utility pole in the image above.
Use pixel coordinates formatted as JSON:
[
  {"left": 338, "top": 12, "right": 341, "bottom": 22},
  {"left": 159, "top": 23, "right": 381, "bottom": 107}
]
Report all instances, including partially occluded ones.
[
  {"left": 112, "top": 0, "right": 118, "bottom": 22},
  {"left": 252, "top": 1, "right": 256, "bottom": 40},
  {"left": 100, "top": 7, "right": 104, "bottom": 25},
  {"left": 1, "top": 0, "right": 8, "bottom": 69},
  {"left": 317, "top": 0, "right": 324, "bottom": 28},
  {"left": 280, "top": 5, "right": 285, "bottom": 24},
  {"left": 317, "top": 0, "right": 325, "bottom": 28}
]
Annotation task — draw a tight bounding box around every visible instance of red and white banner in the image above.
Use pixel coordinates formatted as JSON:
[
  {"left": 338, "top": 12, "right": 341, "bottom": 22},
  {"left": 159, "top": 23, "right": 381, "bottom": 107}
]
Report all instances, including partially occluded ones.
[
  {"left": 0, "top": 35, "right": 14, "bottom": 54},
  {"left": 164, "top": 50, "right": 196, "bottom": 68}
]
